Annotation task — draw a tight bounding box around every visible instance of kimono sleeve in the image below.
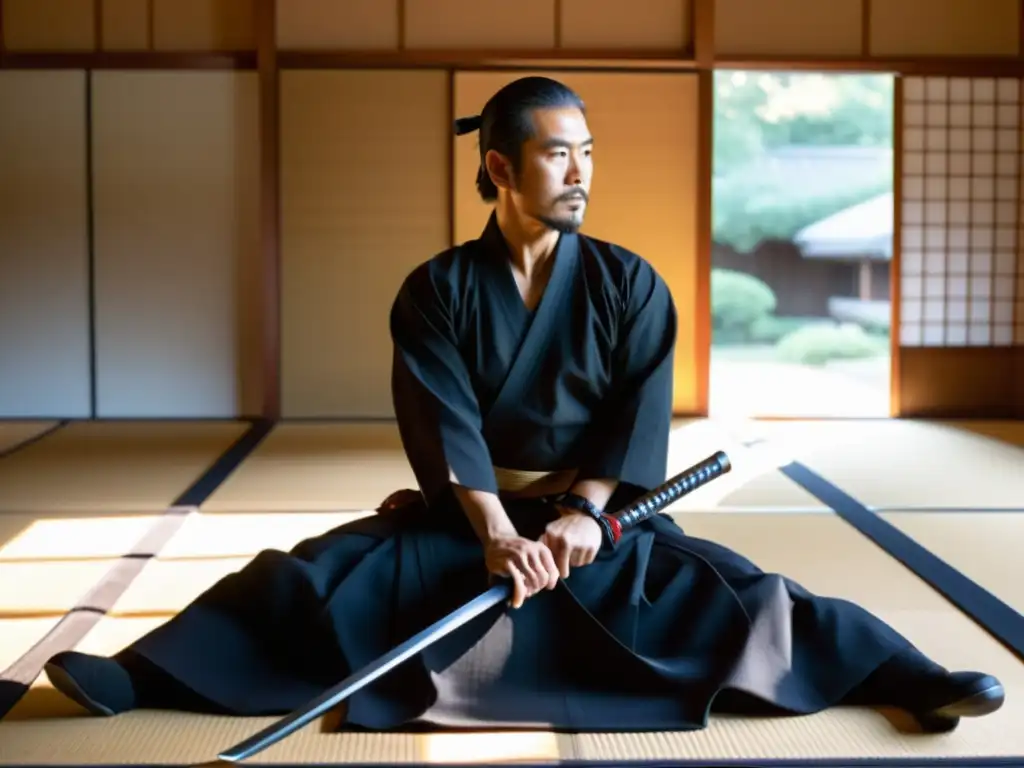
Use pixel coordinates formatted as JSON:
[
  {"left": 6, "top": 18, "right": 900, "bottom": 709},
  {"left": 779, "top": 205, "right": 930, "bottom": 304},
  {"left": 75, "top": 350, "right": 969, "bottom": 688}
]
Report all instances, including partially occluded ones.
[
  {"left": 389, "top": 266, "right": 498, "bottom": 503},
  {"left": 577, "top": 259, "right": 676, "bottom": 492}
]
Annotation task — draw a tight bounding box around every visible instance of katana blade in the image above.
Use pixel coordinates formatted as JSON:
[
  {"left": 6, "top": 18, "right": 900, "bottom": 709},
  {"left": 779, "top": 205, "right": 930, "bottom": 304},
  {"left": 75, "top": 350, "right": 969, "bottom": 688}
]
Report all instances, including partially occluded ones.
[{"left": 218, "top": 450, "right": 732, "bottom": 762}]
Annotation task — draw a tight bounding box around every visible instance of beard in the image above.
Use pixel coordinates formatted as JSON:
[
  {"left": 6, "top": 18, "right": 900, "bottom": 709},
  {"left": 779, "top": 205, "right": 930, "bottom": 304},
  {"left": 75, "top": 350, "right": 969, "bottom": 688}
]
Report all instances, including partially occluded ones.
[
  {"left": 536, "top": 211, "right": 584, "bottom": 234},
  {"left": 535, "top": 192, "right": 588, "bottom": 234}
]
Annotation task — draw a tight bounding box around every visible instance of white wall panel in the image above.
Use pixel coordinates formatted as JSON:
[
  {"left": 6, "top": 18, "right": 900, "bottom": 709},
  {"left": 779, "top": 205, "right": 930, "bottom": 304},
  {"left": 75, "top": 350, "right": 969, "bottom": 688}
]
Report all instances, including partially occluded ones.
[
  {"left": 91, "top": 71, "right": 262, "bottom": 417},
  {"left": 0, "top": 72, "right": 92, "bottom": 418}
]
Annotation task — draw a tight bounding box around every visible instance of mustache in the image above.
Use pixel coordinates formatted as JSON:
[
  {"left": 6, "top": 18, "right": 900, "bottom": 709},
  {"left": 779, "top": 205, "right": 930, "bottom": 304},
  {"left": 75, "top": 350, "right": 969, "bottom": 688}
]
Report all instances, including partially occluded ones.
[{"left": 557, "top": 189, "right": 589, "bottom": 202}]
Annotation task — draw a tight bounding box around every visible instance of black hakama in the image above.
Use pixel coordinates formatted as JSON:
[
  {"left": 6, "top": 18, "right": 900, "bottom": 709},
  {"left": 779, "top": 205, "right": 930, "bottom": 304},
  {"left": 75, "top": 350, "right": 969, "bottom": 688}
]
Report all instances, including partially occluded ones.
[
  {"left": 43, "top": 214, "right": 996, "bottom": 733},
  {"left": 102, "top": 495, "right": 910, "bottom": 731}
]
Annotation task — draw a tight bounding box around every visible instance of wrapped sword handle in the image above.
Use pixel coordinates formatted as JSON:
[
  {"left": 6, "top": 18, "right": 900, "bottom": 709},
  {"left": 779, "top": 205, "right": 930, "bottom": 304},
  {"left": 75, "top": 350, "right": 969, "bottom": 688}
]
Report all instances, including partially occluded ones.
[{"left": 561, "top": 450, "right": 732, "bottom": 547}]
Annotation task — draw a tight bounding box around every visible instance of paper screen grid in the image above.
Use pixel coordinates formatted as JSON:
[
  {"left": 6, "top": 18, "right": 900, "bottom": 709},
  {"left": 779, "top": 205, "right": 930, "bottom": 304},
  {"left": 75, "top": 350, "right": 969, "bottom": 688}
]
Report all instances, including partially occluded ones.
[{"left": 900, "top": 76, "right": 1024, "bottom": 347}]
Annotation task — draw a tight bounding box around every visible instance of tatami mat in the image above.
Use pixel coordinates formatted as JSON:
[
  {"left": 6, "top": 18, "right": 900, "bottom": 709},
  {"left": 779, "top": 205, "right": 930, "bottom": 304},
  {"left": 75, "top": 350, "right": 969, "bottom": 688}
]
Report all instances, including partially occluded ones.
[
  {"left": 200, "top": 419, "right": 821, "bottom": 513},
  {"left": 0, "top": 560, "right": 120, "bottom": 617},
  {"left": 0, "top": 508, "right": 198, "bottom": 707},
  {"left": 664, "top": 418, "right": 824, "bottom": 511},
  {"left": 0, "top": 421, "right": 59, "bottom": 457},
  {"left": 2, "top": 511, "right": 1021, "bottom": 764},
  {"left": 200, "top": 422, "right": 419, "bottom": 511},
  {"left": 880, "top": 511, "right": 1024, "bottom": 614},
  {"left": 0, "top": 420, "right": 248, "bottom": 513},
  {"left": 0, "top": 619, "right": 64, "bottom": 671},
  {"left": 0, "top": 513, "right": 164, "bottom": 561},
  {"left": 158, "top": 510, "right": 372, "bottom": 558},
  {"left": 724, "top": 419, "right": 1024, "bottom": 509},
  {"left": 0, "top": 512, "right": 164, "bottom": 622}
]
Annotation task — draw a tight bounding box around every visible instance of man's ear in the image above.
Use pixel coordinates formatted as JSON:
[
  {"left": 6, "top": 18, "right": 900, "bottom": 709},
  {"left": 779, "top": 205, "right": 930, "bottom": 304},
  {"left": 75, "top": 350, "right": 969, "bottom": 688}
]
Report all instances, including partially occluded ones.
[{"left": 484, "top": 149, "right": 516, "bottom": 192}]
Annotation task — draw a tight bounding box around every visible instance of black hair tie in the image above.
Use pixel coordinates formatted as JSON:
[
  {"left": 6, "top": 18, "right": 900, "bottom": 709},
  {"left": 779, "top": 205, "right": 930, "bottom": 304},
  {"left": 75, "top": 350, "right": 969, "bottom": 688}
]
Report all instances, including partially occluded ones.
[{"left": 453, "top": 115, "right": 482, "bottom": 135}]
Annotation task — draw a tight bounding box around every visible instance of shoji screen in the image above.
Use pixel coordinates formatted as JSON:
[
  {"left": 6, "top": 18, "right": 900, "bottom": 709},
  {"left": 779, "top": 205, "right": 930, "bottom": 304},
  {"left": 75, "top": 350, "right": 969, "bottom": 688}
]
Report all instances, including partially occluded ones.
[{"left": 899, "top": 76, "right": 1022, "bottom": 349}]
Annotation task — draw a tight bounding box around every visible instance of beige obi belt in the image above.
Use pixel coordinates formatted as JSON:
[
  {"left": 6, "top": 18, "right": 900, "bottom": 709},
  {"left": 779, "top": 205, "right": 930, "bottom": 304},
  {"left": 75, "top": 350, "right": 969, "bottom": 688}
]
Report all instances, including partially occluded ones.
[{"left": 493, "top": 466, "right": 578, "bottom": 497}]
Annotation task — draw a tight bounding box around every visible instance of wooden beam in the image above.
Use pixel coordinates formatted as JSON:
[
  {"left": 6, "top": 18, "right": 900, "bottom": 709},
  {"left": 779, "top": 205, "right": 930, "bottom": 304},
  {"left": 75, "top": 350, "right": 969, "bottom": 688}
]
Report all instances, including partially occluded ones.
[
  {"left": 1016, "top": 63, "right": 1024, "bottom": 367},
  {"left": 0, "top": 51, "right": 256, "bottom": 69},
  {"left": 553, "top": 0, "right": 562, "bottom": 48},
  {"left": 693, "top": 0, "right": 714, "bottom": 68},
  {"left": 692, "top": 0, "right": 714, "bottom": 416},
  {"left": 255, "top": 0, "right": 281, "bottom": 420},
  {"left": 94, "top": 0, "right": 102, "bottom": 51},
  {"left": 397, "top": 0, "right": 406, "bottom": 50},
  {"left": 861, "top": 0, "right": 871, "bottom": 58},
  {"left": 446, "top": 69, "right": 455, "bottom": 250},
  {"left": 279, "top": 48, "right": 695, "bottom": 70},
  {"left": 1, "top": 47, "right": 1020, "bottom": 78},
  {"left": 890, "top": 75, "right": 903, "bottom": 417},
  {"left": 714, "top": 55, "right": 1024, "bottom": 76}
]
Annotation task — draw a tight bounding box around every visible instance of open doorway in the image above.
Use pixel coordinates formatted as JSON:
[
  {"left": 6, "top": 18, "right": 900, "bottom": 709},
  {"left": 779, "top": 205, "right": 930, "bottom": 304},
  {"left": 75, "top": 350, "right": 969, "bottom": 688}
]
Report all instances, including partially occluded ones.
[{"left": 709, "top": 71, "right": 895, "bottom": 418}]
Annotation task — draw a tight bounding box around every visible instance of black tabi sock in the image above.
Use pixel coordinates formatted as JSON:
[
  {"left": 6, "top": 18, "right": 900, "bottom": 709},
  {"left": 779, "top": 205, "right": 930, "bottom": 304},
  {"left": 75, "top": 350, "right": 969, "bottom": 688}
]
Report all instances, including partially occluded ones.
[{"left": 841, "top": 646, "right": 952, "bottom": 710}]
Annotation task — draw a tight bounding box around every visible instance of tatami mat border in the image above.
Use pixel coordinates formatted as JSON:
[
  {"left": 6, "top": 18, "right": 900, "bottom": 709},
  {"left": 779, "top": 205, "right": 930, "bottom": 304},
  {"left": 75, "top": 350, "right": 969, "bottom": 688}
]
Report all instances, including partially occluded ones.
[
  {"left": 781, "top": 461, "right": 1024, "bottom": 663},
  {"left": 0, "top": 419, "right": 274, "bottom": 719},
  {"left": 0, "top": 421, "right": 68, "bottom": 460}
]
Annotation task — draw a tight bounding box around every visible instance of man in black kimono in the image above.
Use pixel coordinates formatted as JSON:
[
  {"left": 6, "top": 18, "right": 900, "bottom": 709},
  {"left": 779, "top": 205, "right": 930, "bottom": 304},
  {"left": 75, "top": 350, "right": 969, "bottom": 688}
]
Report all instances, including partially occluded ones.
[{"left": 45, "top": 76, "right": 1002, "bottom": 736}]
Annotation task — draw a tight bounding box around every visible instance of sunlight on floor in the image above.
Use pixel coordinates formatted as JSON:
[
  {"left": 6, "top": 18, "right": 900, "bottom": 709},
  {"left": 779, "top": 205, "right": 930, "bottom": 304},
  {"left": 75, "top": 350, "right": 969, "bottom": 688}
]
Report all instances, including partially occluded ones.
[
  {"left": 418, "top": 731, "right": 564, "bottom": 763},
  {"left": 665, "top": 419, "right": 800, "bottom": 508},
  {"left": 0, "top": 514, "right": 162, "bottom": 560}
]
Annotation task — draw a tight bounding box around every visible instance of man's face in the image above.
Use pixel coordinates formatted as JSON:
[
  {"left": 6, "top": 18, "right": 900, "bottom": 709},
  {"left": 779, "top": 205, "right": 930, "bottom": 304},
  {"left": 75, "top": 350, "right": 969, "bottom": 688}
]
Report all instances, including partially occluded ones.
[{"left": 505, "top": 107, "right": 594, "bottom": 234}]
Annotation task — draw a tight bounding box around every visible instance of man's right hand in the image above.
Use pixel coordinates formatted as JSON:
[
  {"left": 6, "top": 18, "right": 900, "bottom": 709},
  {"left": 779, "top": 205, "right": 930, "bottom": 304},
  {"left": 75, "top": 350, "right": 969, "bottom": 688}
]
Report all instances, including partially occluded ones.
[{"left": 484, "top": 535, "right": 560, "bottom": 608}]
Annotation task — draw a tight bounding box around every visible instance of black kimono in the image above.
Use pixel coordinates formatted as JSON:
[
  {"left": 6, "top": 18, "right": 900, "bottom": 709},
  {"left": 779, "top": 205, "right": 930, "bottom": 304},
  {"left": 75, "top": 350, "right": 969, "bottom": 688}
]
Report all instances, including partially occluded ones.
[{"left": 47, "top": 214, "right": 924, "bottom": 731}]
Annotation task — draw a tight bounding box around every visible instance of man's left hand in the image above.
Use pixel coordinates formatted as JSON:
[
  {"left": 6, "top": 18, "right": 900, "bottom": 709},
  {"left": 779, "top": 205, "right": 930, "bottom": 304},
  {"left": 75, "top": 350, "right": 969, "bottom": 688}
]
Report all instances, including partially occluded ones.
[
  {"left": 539, "top": 510, "right": 603, "bottom": 579},
  {"left": 378, "top": 488, "right": 421, "bottom": 511}
]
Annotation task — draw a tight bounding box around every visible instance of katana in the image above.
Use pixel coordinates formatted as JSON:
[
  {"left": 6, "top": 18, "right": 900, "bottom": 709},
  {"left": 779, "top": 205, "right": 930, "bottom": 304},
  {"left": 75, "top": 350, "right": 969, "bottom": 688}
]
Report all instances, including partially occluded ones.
[{"left": 217, "top": 450, "right": 732, "bottom": 763}]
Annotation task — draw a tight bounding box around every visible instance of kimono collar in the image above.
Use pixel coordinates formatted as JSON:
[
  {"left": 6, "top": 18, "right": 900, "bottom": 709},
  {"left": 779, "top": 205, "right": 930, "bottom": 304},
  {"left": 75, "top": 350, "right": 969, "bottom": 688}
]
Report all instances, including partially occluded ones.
[{"left": 478, "top": 211, "right": 579, "bottom": 270}]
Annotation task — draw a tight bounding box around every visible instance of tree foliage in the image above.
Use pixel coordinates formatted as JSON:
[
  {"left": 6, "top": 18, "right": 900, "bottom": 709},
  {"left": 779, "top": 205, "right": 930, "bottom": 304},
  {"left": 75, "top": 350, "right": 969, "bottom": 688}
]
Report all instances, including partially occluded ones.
[{"left": 713, "top": 71, "right": 894, "bottom": 251}]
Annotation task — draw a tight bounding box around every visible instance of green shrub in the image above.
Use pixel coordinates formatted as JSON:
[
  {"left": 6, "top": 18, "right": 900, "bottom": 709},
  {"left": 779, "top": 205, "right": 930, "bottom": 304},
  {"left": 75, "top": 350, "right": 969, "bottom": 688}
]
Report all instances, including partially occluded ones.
[
  {"left": 711, "top": 269, "right": 776, "bottom": 341},
  {"left": 748, "top": 315, "right": 810, "bottom": 344},
  {"left": 859, "top": 317, "right": 891, "bottom": 337},
  {"left": 775, "top": 323, "right": 888, "bottom": 365}
]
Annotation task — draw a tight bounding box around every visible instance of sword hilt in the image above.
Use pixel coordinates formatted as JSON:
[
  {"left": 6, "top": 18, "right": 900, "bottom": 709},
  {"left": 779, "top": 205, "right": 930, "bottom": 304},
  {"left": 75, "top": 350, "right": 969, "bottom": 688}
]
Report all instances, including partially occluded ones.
[{"left": 599, "top": 450, "right": 732, "bottom": 545}]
